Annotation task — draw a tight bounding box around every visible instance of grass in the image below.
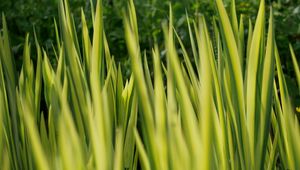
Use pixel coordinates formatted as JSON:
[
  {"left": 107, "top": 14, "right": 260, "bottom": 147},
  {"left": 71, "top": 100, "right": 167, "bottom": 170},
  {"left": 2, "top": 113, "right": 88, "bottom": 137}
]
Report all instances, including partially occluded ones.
[{"left": 0, "top": 0, "right": 299, "bottom": 169}]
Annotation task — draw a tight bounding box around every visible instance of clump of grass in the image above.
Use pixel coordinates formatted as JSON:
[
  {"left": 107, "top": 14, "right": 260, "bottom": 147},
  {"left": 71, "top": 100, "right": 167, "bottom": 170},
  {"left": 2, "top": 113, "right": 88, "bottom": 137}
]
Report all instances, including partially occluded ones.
[{"left": 0, "top": 0, "right": 299, "bottom": 169}]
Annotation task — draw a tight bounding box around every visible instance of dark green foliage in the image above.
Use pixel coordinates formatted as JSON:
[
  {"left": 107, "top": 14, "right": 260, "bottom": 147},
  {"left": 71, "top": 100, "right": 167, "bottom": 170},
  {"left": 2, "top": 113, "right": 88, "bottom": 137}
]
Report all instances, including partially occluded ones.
[
  {"left": 0, "top": 0, "right": 88, "bottom": 70},
  {"left": 0, "top": 0, "right": 299, "bottom": 80},
  {"left": 273, "top": 0, "right": 300, "bottom": 55},
  {"left": 272, "top": 0, "right": 300, "bottom": 108}
]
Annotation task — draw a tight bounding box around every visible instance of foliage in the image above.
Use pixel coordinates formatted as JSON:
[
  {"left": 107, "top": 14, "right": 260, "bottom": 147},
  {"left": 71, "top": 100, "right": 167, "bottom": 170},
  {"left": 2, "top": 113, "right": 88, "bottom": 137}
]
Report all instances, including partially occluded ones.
[
  {"left": 1, "top": 0, "right": 299, "bottom": 78},
  {"left": 271, "top": 0, "right": 300, "bottom": 109},
  {"left": 0, "top": 0, "right": 300, "bottom": 169},
  {"left": 0, "top": 0, "right": 88, "bottom": 69}
]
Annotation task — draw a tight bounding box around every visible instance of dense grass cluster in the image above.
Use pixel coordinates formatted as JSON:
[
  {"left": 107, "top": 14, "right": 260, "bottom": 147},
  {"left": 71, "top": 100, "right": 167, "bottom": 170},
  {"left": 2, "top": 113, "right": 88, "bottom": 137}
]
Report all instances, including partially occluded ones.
[{"left": 0, "top": 0, "right": 299, "bottom": 169}]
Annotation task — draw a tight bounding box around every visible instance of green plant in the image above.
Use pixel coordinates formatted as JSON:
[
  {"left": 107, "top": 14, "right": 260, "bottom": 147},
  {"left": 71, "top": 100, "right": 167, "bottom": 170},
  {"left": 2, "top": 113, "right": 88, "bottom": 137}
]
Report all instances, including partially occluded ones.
[{"left": 0, "top": 0, "right": 299, "bottom": 169}]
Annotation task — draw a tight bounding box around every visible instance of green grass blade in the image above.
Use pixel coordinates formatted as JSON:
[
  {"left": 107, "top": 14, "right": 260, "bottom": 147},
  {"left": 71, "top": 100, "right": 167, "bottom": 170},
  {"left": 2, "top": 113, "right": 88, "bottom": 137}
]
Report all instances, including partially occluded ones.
[
  {"left": 18, "top": 93, "right": 50, "bottom": 170},
  {"left": 257, "top": 8, "right": 274, "bottom": 168},
  {"left": 289, "top": 44, "right": 300, "bottom": 91},
  {"left": 245, "top": 0, "right": 265, "bottom": 166},
  {"left": 134, "top": 129, "right": 151, "bottom": 170},
  {"left": 198, "top": 16, "right": 214, "bottom": 170}
]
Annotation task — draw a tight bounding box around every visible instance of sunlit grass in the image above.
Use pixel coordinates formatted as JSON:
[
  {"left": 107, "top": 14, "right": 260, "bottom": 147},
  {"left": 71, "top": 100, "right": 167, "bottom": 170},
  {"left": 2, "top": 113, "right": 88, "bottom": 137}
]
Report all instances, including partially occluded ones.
[{"left": 0, "top": 0, "right": 299, "bottom": 169}]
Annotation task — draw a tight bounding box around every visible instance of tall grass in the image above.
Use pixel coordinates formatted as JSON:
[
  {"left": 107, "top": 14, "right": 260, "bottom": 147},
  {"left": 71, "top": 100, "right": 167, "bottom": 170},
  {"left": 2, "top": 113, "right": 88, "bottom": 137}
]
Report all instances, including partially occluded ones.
[{"left": 0, "top": 0, "right": 299, "bottom": 169}]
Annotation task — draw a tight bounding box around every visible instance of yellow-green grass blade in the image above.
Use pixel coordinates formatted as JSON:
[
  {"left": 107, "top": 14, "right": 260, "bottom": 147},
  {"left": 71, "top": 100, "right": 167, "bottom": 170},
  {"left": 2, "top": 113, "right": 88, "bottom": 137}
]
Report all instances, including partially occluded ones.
[
  {"left": 215, "top": 0, "right": 244, "bottom": 99},
  {"left": 101, "top": 89, "right": 114, "bottom": 169},
  {"left": 0, "top": 85, "right": 4, "bottom": 166},
  {"left": 123, "top": 90, "right": 138, "bottom": 169},
  {"left": 134, "top": 129, "right": 151, "bottom": 170},
  {"left": 230, "top": 0, "right": 239, "bottom": 43},
  {"left": 0, "top": 97, "right": 9, "bottom": 170},
  {"left": 204, "top": 16, "right": 229, "bottom": 169},
  {"left": 273, "top": 82, "right": 289, "bottom": 168},
  {"left": 152, "top": 45, "right": 168, "bottom": 170},
  {"left": 275, "top": 42, "right": 300, "bottom": 169},
  {"left": 212, "top": 107, "right": 228, "bottom": 169},
  {"left": 88, "top": 2, "right": 110, "bottom": 167},
  {"left": 212, "top": 18, "right": 233, "bottom": 169},
  {"left": 128, "top": 0, "right": 139, "bottom": 42},
  {"left": 166, "top": 47, "right": 177, "bottom": 134},
  {"left": 164, "top": 39, "right": 190, "bottom": 170},
  {"left": 238, "top": 15, "right": 245, "bottom": 71},
  {"left": 173, "top": 29, "right": 200, "bottom": 116},
  {"left": 275, "top": 44, "right": 291, "bottom": 119},
  {"left": 90, "top": 0, "right": 105, "bottom": 88},
  {"left": 215, "top": 1, "right": 250, "bottom": 166},
  {"left": 20, "top": 32, "right": 53, "bottom": 169},
  {"left": 212, "top": 18, "right": 224, "bottom": 89},
  {"left": 103, "top": 32, "right": 115, "bottom": 74},
  {"left": 275, "top": 45, "right": 295, "bottom": 169},
  {"left": 33, "top": 32, "right": 42, "bottom": 123},
  {"left": 198, "top": 16, "right": 214, "bottom": 170},
  {"left": 0, "top": 15, "right": 17, "bottom": 88},
  {"left": 267, "top": 110, "right": 279, "bottom": 170},
  {"left": 173, "top": 28, "right": 199, "bottom": 92},
  {"left": 289, "top": 44, "right": 300, "bottom": 91},
  {"left": 39, "top": 113, "right": 50, "bottom": 156},
  {"left": 246, "top": 19, "right": 253, "bottom": 62},
  {"left": 89, "top": 0, "right": 95, "bottom": 25},
  {"left": 62, "top": 0, "right": 82, "bottom": 59},
  {"left": 21, "top": 34, "right": 34, "bottom": 96},
  {"left": 85, "top": 96, "right": 106, "bottom": 170},
  {"left": 226, "top": 112, "right": 235, "bottom": 169},
  {"left": 0, "top": 46, "right": 10, "bottom": 147},
  {"left": 55, "top": 46, "right": 65, "bottom": 83},
  {"left": 59, "top": 77, "right": 85, "bottom": 170},
  {"left": 113, "top": 128, "right": 124, "bottom": 170},
  {"left": 54, "top": 18, "right": 61, "bottom": 50},
  {"left": 202, "top": 17, "right": 226, "bottom": 133},
  {"left": 66, "top": 69, "right": 88, "bottom": 146},
  {"left": 81, "top": 9, "right": 92, "bottom": 74},
  {"left": 245, "top": 0, "right": 265, "bottom": 166},
  {"left": 223, "top": 59, "right": 245, "bottom": 168},
  {"left": 58, "top": 117, "right": 83, "bottom": 170},
  {"left": 115, "top": 65, "right": 125, "bottom": 127},
  {"left": 257, "top": 9, "right": 274, "bottom": 168},
  {"left": 90, "top": 89, "right": 113, "bottom": 169},
  {"left": 0, "top": 15, "right": 21, "bottom": 169},
  {"left": 244, "top": 19, "right": 253, "bottom": 86},
  {"left": 59, "top": 0, "right": 87, "bottom": 91},
  {"left": 59, "top": 1, "right": 95, "bottom": 155},
  {"left": 17, "top": 93, "right": 50, "bottom": 170},
  {"left": 42, "top": 51, "right": 55, "bottom": 107},
  {"left": 192, "top": 21, "right": 201, "bottom": 77},
  {"left": 59, "top": 0, "right": 87, "bottom": 92},
  {"left": 168, "top": 121, "right": 191, "bottom": 170},
  {"left": 170, "top": 119, "right": 191, "bottom": 170},
  {"left": 143, "top": 53, "right": 154, "bottom": 104},
  {"left": 186, "top": 14, "right": 199, "bottom": 71},
  {"left": 163, "top": 8, "right": 200, "bottom": 162},
  {"left": 124, "top": 4, "right": 157, "bottom": 167},
  {"left": 1, "top": 150, "right": 10, "bottom": 170},
  {"left": 18, "top": 34, "right": 48, "bottom": 168},
  {"left": 47, "top": 106, "right": 58, "bottom": 165}
]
